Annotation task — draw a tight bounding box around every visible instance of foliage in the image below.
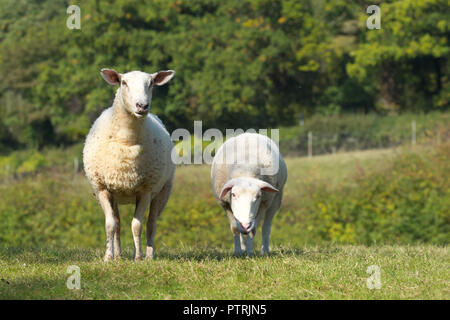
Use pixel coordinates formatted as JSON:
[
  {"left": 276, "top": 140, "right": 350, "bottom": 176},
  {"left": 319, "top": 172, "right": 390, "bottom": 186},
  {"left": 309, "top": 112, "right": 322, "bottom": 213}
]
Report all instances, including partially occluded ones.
[
  {"left": 307, "top": 144, "right": 450, "bottom": 244},
  {"left": 1, "top": 112, "right": 447, "bottom": 176},
  {"left": 0, "top": 0, "right": 448, "bottom": 150},
  {"left": 0, "top": 144, "right": 448, "bottom": 248},
  {"left": 347, "top": 0, "right": 450, "bottom": 113}
]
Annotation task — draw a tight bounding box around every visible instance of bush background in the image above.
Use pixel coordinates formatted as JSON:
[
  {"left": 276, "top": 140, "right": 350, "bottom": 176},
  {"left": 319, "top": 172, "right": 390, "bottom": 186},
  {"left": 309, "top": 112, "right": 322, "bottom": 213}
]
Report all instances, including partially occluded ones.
[
  {"left": 0, "top": 0, "right": 448, "bottom": 249},
  {"left": 1, "top": 142, "right": 448, "bottom": 248},
  {"left": 0, "top": 0, "right": 448, "bottom": 152}
]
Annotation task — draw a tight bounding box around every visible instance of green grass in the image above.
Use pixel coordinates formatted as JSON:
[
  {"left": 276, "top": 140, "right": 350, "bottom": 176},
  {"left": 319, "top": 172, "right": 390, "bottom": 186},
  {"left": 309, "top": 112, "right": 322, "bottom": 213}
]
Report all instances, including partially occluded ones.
[
  {"left": 0, "top": 145, "right": 448, "bottom": 248},
  {"left": 278, "top": 111, "right": 450, "bottom": 156},
  {"left": 0, "top": 147, "right": 407, "bottom": 249},
  {"left": 0, "top": 245, "right": 448, "bottom": 299},
  {"left": 0, "top": 144, "right": 448, "bottom": 299},
  {"left": 284, "top": 148, "right": 395, "bottom": 188}
]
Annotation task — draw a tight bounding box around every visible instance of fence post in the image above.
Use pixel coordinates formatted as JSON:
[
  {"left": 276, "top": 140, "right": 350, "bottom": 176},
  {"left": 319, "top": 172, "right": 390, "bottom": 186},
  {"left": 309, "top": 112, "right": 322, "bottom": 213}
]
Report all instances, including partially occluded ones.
[
  {"left": 308, "top": 131, "right": 313, "bottom": 158},
  {"left": 73, "top": 157, "right": 79, "bottom": 179},
  {"left": 411, "top": 120, "right": 416, "bottom": 146},
  {"left": 333, "top": 133, "right": 337, "bottom": 154},
  {"left": 5, "top": 164, "right": 10, "bottom": 183}
]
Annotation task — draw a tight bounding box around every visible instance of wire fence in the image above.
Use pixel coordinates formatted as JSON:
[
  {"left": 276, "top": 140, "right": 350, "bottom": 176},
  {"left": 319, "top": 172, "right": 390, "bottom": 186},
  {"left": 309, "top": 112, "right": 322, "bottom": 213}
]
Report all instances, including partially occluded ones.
[
  {"left": 279, "top": 121, "right": 449, "bottom": 157},
  {"left": 1, "top": 121, "right": 449, "bottom": 182}
]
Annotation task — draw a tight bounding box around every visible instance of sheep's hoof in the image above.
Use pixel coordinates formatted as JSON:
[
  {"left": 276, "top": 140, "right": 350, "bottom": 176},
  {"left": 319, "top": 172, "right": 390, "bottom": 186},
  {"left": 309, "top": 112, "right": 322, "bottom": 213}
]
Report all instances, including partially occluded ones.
[
  {"left": 104, "top": 254, "right": 114, "bottom": 262},
  {"left": 134, "top": 255, "right": 143, "bottom": 261},
  {"left": 146, "top": 247, "right": 154, "bottom": 260}
]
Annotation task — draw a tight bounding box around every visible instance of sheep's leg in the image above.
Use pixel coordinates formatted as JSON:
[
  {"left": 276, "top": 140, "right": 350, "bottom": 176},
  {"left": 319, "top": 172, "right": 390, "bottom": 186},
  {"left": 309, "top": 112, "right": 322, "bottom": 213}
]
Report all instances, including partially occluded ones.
[
  {"left": 245, "top": 214, "right": 262, "bottom": 257},
  {"left": 145, "top": 213, "right": 157, "bottom": 260},
  {"left": 146, "top": 181, "right": 173, "bottom": 260},
  {"left": 132, "top": 192, "right": 152, "bottom": 261},
  {"left": 98, "top": 190, "right": 116, "bottom": 262},
  {"left": 225, "top": 208, "right": 243, "bottom": 256},
  {"left": 241, "top": 216, "right": 261, "bottom": 256},
  {"left": 261, "top": 191, "right": 282, "bottom": 255},
  {"left": 112, "top": 200, "right": 121, "bottom": 258},
  {"left": 239, "top": 234, "right": 246, "bottom": 252},
  {"left": 261, "top": 217, "right": 273, "bottom": 255},
  {"left": 229, "top": 216, "right": 243, "bottom": 256},
  {"left": 233, "top": 234, "right": 243, "bottom": 256},
  {"left": 245, "top": 236, "right": 254, "bottom": 257}
]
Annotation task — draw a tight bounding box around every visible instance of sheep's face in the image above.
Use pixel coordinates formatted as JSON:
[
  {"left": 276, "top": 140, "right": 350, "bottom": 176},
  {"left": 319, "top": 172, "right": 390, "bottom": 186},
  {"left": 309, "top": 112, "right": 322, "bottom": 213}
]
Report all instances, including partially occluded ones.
[
  {"left": 230, "top": 183, "right": 262, "bottom": 234},
  {"left": 100, "top": 69, "right": 175, "bottom": 118},
  {"left": 219, "top": 178, "right": 279, "bottom": 235}
]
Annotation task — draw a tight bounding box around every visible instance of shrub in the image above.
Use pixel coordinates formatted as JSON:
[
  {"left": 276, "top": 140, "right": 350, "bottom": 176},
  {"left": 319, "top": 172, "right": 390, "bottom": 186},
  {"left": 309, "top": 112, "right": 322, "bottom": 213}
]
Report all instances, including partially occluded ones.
[{"left": 306, "top": 144, "right": 450, "bottom": 244}]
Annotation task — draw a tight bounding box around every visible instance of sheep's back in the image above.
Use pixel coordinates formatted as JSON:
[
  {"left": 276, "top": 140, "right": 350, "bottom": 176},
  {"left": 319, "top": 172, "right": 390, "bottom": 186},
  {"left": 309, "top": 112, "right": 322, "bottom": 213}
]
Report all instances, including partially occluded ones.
[{"left": 211, "top": 133, "right": 286, "bottom": 201}]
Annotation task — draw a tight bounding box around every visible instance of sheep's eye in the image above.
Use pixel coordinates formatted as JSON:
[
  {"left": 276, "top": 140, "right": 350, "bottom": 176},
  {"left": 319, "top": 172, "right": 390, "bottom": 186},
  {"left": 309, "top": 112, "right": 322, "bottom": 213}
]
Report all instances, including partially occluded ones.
[
  {"left": 121, "top": 80, "right": 128, "bottom": 87},
  {"left": 231, "top": 193, "right": 236, "bottom": 198}
]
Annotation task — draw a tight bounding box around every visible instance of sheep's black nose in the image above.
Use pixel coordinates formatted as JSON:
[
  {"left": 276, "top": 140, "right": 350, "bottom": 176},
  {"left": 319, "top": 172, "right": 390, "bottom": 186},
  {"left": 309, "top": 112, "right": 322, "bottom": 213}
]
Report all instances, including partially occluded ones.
[{"left": 136, "top": 103, "right": 149, "bottom": 110}]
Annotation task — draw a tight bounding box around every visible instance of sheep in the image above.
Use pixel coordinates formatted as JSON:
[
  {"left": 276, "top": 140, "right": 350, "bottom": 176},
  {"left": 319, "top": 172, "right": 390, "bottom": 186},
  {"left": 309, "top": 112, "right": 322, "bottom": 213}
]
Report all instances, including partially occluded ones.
[
  {"left": 83, "top": 68, "right": 176, "bottom": 261},
  {"left": 211, "top": 132, "right": 287, "bottom": 256}
]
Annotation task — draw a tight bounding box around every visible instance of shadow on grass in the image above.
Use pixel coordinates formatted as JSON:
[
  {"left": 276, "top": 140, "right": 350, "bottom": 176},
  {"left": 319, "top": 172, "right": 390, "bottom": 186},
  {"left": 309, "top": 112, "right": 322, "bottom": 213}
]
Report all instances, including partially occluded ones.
[
  {"left": 0, "top": 245, "right": 344, "bottom": 264},
  {"left": 0, "top": 246, "right": 103, "bottom": 264},
  {"left": 155, "top": 245, "right": 341, "bottom": 262},
  {"left": 156, "top": 248, "right": 232, "bottom": 262},
  {"left": 0, "top": 274, "right": 85, "bottom": 299}
]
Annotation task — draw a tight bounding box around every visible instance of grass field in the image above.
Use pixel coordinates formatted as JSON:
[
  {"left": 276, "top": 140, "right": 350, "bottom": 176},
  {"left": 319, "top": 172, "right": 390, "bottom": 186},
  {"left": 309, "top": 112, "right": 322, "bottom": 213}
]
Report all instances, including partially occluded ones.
[
  {"left": 0, "top": 146, "right": 449, "bottom": 299},
  {"left": 1, "top": 245, "right": 448, "bottom": 299}
]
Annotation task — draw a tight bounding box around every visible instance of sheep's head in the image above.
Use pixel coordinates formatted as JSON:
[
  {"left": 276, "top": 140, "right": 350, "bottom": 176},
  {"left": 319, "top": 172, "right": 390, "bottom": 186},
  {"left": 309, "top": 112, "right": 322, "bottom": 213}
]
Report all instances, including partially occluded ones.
[
  {"left": 100, "top": 69, "right": 175, "bottom": 118},
  {"left": 219, "top": 177, "right": 279, "bottom": 235}
]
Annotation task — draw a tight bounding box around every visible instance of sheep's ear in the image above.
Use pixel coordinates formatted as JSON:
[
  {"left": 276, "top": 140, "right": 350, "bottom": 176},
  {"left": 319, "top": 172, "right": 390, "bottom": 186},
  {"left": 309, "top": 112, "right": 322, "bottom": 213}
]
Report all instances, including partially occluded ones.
[
  {"left": 258, "top": 181, "right": 279, "bottom": 193},
  {"left": 219, "top": 180, "right": 234, "bottom": 200},
  {"left": 152, "top": 70, "right": 175, "bottom": 86},
  {"left": 100, "top": 69, "right": 121, "bottom": 85}
]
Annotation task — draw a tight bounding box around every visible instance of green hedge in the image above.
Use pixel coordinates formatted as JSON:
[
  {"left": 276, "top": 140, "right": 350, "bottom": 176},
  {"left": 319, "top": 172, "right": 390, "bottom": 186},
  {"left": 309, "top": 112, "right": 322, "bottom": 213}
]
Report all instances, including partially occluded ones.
[
  {"left": 0, "top": 143, "right": 448, "bottom": 247},
  {"left": 303, "top": 145, "right": 450, "bottom": 244}
]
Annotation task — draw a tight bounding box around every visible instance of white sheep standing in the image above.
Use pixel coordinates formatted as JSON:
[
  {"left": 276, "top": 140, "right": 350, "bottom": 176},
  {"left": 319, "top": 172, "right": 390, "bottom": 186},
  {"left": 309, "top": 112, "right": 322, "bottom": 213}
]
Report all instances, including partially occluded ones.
[
  {"left": 83, "top": 68, "right": 175, "bottom": 261},
  {"left": 211, "top": 133, "right": 287, "bottom": 256}
]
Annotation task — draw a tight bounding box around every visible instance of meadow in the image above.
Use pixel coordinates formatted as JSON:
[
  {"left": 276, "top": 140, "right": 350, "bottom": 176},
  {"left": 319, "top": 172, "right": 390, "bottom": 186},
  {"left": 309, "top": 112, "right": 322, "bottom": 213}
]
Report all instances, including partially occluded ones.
[
  {"left": 1, "top": 245, "right": 448, "bottom": 299},
  {"left": 0, "top": 0, "right": 448, "bottom": 300},
  {"left": 0, "top": 140, "right": 449, "bottom": 299}
]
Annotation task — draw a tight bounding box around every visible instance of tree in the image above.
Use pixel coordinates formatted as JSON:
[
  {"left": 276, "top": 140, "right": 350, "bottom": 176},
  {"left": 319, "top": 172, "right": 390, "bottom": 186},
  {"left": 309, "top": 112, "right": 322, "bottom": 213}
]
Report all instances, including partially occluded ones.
[{"left": 347, "top": 0, "right": 449, "bottom": 113}]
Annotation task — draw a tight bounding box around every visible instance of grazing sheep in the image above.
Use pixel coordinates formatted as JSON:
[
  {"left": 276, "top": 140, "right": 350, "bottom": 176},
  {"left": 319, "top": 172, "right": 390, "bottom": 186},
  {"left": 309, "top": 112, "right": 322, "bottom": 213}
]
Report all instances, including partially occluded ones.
[
  {"left": 83, "top": 69, "right": 175, "bottom": 261},
  {"left": 211, "top": 133, "right": 287, "bottom": 256}
]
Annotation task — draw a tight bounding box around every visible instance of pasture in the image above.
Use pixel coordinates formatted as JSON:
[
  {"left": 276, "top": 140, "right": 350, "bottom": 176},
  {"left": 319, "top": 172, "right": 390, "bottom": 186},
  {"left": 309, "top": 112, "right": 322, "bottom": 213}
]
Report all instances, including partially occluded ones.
[
  {"left": 1, "top": 245, "right": 448, "bottom": 299},
  {"left": 0, "top": 0, "right": 448, "bottom": 301},
  {"left": 0, "top": 145, "right": 449, "bottom": 299}
]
